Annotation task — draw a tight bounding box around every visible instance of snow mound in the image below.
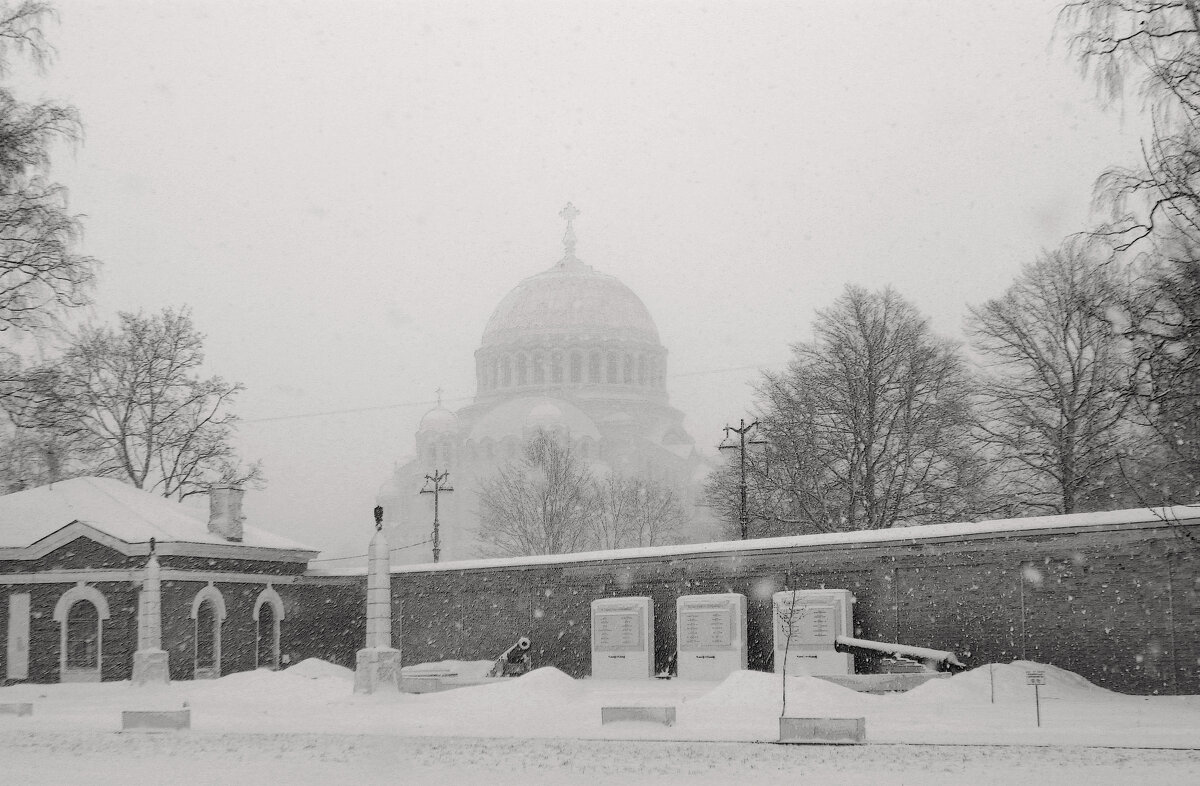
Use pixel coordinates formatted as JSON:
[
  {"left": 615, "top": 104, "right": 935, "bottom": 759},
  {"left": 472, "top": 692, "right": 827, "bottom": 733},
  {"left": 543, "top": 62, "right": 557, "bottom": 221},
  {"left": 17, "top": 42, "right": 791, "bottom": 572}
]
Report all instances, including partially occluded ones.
[
  {"left": 414, "top": 666, "right": 583, "bottom": 709},
  {"left": 692, "top": 670, "right": 868, "bottom": 709},
  {"left": 902, "top": 660, "right": 1119, "bottom": 704},
  {"left": 285, "top": 658, "right": 354, "bottom": 680},
  {"left": 498, "top": 666, "right": 583, "bottom": 697}
]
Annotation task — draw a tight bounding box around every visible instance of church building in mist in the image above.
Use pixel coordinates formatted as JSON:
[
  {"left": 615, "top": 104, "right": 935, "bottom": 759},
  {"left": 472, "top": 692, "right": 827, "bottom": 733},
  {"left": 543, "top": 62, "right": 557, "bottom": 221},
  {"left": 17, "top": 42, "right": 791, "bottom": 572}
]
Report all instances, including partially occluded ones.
[{"left": 376, "top": 205, "right": 713, "bottom": 563}]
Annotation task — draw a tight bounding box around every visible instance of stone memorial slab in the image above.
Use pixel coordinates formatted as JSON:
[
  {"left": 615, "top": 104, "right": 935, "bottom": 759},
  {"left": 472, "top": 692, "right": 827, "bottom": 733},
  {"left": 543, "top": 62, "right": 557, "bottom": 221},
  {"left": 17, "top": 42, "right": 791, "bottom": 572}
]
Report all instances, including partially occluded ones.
[
  {"left": 778, "top": 716, "right": 866, "bottom": 744},
  {"left": 600, "top": 706, "right": 676, "bottom": 726},
  {"left": 121, "top": 709, "right": 190, "bottom": 732},
  {"left": 0, "top": 702, "right": 32, "bottom": 716},
  {"left": 590, "top": 597, "right": 654, "bottom": 678},
  {"left": 773, "top": 589, "right": 855, "bottom": 676},
  {"left": 676, "top": 593, "right": 747, "bottom": 681}
]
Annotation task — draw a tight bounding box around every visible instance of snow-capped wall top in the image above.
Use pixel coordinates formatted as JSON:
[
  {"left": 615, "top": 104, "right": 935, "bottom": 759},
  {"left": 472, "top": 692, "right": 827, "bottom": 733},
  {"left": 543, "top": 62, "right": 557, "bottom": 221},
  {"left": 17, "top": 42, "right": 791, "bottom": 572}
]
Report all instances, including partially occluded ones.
[{"left": 310, "top": 502, "right": 1199, "bottom": 576}]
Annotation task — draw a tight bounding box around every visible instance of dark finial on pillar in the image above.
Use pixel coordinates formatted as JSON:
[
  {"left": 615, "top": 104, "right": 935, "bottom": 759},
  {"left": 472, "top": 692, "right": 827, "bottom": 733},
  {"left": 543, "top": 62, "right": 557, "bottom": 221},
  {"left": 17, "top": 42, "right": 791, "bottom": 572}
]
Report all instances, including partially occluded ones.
[
  {"left": 373, "top": 505, "right": 383, "bottom": 531},
  {"left": 149, "top": 536, "right": 156, "bottom": 556}
]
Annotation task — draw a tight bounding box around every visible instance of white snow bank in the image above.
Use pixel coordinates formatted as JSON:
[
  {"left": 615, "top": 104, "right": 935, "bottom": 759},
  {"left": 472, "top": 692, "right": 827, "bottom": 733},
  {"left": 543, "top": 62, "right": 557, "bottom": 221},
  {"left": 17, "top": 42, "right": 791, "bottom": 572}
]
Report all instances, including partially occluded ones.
[
  {"left": 409, "top": 667, "right": 583, "bottom": 711},
  {"left": 901, "top": 660, "right": 1120, "bottom": 704},
  {"left": 285, "top": 658, "right": 354, "bottom": 680},
  {"left": 692, "top": 669, "right": 870, "bottom": 709}
]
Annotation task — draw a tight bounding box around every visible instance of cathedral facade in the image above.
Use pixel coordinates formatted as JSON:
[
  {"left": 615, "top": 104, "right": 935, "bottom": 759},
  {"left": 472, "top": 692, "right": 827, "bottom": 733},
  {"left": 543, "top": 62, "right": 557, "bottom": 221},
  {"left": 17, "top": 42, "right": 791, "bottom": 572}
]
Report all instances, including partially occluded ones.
[{"left": 377, "top": 205, "right": 713, "bottom": 563}]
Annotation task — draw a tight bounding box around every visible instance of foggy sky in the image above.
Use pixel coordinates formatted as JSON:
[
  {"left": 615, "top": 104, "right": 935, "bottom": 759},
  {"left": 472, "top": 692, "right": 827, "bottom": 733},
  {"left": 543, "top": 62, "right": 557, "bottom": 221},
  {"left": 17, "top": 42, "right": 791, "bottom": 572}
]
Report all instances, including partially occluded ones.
[{"left": 11, "top": 1, "right": 1143, "bottom": 559}]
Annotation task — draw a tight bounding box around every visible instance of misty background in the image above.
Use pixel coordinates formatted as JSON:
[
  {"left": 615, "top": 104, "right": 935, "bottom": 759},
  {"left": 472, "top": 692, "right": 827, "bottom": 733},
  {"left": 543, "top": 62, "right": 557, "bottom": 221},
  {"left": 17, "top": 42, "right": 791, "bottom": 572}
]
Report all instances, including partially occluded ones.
[{"left": 10, "top": 0, "right": 1142, "bottom": 558}]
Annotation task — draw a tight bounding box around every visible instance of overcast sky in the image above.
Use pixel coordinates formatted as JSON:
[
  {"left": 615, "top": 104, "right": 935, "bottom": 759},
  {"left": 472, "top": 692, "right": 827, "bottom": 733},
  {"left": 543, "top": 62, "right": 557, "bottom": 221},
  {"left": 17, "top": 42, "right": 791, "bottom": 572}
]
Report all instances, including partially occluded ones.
[{"left": 12, "top": 0, "right": 1144, "bottom": 559}]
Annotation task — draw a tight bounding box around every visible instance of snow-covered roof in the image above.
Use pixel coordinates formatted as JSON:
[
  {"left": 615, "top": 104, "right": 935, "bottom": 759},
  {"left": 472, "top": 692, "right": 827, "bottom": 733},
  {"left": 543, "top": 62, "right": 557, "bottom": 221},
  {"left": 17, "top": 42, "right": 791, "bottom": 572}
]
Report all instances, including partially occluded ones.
[
  {"left": 312, "top": 503, "right": 1200, "bottom": 577},
  {"left": 0, "top": 476, "right": 317, "bottom": 558}
]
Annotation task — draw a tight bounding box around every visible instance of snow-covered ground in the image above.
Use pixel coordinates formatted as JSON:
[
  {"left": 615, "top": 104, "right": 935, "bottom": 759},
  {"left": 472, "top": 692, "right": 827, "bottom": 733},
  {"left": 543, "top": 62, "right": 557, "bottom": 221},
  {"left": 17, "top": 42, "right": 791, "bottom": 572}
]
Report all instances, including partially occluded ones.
[{"left": 2, "top": 660, "right": 1198, "bottom": 784}]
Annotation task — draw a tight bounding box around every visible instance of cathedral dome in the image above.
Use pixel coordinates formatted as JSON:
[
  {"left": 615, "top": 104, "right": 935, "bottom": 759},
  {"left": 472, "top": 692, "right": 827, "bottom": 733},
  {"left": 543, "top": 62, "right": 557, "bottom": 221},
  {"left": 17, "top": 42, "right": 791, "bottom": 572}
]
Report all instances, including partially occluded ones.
[
  {"left": 480, "top": 261, "right": 661, "bottom": 349},
  {"left": 418, "top": 405, "right": 459, "bottom": 434},
  {"left": 473, "top": 204, "right": 670, "bottom": 403}
]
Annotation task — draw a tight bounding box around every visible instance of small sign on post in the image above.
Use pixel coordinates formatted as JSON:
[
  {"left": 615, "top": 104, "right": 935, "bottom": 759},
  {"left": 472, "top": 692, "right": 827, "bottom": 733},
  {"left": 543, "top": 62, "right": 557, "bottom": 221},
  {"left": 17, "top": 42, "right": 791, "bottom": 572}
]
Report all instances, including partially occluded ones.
[{"left": 1025, "top": 669, "right": 1046, "bottom": 727}]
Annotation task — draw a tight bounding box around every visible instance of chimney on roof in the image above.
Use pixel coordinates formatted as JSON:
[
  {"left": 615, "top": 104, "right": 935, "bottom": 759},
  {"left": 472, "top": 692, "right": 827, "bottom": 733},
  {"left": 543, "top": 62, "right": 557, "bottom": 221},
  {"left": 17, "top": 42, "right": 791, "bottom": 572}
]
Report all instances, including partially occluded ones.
[{"left": 208, "top": 485, "right": 245, "bottom": 542}]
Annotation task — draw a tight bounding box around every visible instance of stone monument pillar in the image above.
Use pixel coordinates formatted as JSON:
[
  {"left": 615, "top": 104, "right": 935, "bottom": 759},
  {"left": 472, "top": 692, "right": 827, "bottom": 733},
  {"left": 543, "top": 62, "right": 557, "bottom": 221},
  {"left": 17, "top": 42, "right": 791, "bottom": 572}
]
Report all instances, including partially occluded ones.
[
  {"left": 354, "top": 506, "right": 402, "bottom": 693},
  {"left": 132, "top": 538, "right": 169, "bottom": 685}
]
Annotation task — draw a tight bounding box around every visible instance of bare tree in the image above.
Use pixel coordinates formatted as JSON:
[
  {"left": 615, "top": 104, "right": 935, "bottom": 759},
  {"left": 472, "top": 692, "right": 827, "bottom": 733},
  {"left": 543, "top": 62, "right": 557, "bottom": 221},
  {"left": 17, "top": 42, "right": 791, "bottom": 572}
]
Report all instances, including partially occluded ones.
[
  {"left": 0, "top": 410, "right": 79, "bottom": 491},
  {"left": 590, "top": 474, "right": 687, "bottom": 550},
  {"left": 775, "top": 589, "right": 805, "bottom": 718},
  {"left": 1057, "top": 2, "right": 1200, "bottom": 504},
  {"left": 0, "top": 1, "right": 95, "bottom": 333},
  {"left": 625, "top": 478, "right": 688, "bottom": 548},
  {"left": 477, "top": 431, "right": 598, "bottom": 556},
  {"left": 1123, "top": 234, "right": 1200, "bottom": 503},
  {"left": 589, "top": 472, "right": 631, "bottom": 551},
  {"left": 969, "top": 241, "right": 1135, "bottom": 514},
  {"left": 3, "top": 308, "right": 261, "bottom": 498},
  {"left": 708, "top": 286, "right": 986, "bottom": 536}
]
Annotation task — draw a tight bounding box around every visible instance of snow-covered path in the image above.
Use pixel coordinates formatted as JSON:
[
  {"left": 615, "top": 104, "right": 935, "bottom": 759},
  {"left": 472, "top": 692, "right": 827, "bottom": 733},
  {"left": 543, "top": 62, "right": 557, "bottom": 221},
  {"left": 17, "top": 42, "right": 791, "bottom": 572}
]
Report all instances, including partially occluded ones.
[
  {"left": 4, "top": 731, "right": 1200, "bottom": 786},
  {"left": 3, "top": 659, "right": 1199, "bottom": 783}
]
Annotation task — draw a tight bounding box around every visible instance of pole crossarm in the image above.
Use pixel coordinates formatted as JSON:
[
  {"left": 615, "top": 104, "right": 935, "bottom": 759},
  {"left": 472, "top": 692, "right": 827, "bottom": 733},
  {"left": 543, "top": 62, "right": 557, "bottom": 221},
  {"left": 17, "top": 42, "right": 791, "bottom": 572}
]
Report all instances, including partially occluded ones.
[
  {"left": 420, "top": 469, "right": 454, "bottom": 563},
  {"left": 719, "top": 418, "right": 767, "bottom": 540}
]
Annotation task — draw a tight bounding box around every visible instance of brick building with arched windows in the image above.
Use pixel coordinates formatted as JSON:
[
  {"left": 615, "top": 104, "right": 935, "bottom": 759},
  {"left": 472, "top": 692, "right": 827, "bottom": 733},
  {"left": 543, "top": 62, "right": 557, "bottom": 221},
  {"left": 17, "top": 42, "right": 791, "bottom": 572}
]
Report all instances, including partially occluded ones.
[{"left": 0, "top": 477, "right": 321, "bottom": 683}]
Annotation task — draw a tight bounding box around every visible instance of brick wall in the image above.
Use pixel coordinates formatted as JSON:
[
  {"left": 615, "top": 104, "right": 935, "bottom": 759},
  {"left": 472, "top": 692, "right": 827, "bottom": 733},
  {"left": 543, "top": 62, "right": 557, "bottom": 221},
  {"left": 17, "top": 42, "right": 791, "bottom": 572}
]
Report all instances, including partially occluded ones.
[
  {"left": 4, "top": 519, "right": 1197, "bottom": 694},
  {"left": 296, "top": 523, "right": 1198, "bottom": 695}
]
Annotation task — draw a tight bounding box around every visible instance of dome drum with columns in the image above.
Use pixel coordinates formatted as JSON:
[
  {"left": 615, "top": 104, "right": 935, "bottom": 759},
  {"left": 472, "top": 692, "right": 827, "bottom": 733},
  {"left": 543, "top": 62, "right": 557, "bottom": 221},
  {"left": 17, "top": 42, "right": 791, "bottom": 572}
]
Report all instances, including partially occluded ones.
[{"left": 378, "top": 205, "right": 713, "bottom": 563}]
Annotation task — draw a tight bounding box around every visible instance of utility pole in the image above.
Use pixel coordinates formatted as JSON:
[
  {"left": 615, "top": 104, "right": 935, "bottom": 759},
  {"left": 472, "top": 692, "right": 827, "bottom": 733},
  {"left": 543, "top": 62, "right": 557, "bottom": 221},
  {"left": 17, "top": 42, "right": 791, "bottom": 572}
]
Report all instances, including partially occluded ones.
[
  {"left": 420, "top": 469, "right": 453, "bottom": 562},
  {"left": 719, "top": 419, "right": 768, "bottom": 539}
]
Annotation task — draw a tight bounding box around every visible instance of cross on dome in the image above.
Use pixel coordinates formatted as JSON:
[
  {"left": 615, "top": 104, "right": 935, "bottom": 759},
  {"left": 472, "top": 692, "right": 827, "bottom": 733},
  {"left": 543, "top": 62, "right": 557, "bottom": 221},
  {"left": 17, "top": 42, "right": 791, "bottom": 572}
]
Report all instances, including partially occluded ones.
[{"left": 558, "top": 202, "right": 581, "bottom": 264}]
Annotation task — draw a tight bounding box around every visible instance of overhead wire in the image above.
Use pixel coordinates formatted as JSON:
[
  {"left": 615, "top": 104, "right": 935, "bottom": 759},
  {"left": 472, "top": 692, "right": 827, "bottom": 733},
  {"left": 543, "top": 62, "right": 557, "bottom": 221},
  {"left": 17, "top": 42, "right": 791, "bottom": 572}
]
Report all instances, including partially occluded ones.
[
  {"left": 307, "top": 537, "right": 433, "bottom": 563},
  {"left": 240, "top": 363, "right": 770, "bottom": 425}
]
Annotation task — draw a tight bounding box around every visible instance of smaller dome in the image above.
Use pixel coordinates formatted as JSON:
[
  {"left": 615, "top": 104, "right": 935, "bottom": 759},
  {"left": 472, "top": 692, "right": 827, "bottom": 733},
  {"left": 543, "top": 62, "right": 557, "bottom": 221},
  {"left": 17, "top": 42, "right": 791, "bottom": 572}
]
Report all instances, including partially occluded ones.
[
  {"left": 468, "top": 396, "right": 600, "bottom": 443},
  {"left": 419, "top": 406, "right": 459, "bottom": 434},
  {"left": 377, "top": 474, "right": 404, "bottom": 502},
  {"left": 525, "top": 402, "right": 564, "bottom": 431}
]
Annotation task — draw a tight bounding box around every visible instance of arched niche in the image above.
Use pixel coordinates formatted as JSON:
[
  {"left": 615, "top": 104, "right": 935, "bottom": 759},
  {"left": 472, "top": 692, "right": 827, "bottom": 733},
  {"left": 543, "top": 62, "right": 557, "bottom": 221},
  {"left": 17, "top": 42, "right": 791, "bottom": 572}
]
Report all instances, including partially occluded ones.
[
  {"left": 53, "top": 583, "right": 110, "bottom": 683},
  {"left": 190, "top": 583, "right": 227, "bottom": 679}
]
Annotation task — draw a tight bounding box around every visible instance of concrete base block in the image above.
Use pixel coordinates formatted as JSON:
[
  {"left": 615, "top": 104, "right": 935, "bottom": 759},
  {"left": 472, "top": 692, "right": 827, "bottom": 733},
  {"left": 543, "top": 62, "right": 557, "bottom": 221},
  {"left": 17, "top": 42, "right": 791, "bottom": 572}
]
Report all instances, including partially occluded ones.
[
  {"left": 131, "top": 650, "right": 170, "bottom": 686},
  {"left": 601, "top": 706, "right": 676, "bottom": 726},
  {"left": 778, "top": 716, "right": 865, "bottom": 744},
  {"left": 354, "top": 647, "right": 402, "bottom": 693},
  {"left": 0, "top": 702, "right": 33, "bottom": 716},
  {"left": 122, "top": 709, "right": 190, "bottom": 732}
]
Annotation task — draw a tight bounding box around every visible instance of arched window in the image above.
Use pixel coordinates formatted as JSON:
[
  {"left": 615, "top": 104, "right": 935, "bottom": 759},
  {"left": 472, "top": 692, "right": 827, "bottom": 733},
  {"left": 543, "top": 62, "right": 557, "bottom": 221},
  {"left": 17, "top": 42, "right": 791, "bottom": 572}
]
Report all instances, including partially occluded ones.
[
  {"left": 570, "top": 352, "right": 583, "bottom": 383},
  {"left": 606, "top": 352, "right": 618, "bottom": 383},
  {"left": 638, "top": 355, "right": 647, "bottom": 385},
  {"left": 533, "top": 353, "right": 545, "bottom": 384},
  {"left": 53, "top": 584, "right": 110, "bottom": 682},
  {"left": 253, "top": 586, "right": 284, "bottom": 670},
  {"left": 551, "top": 352, "right": 563, "bottom": 384},
  {"left": 191, "top": 584, "right": 226, "bottom": 679},
  {"left": 589, "top": 352, "right": 601, "bottom": 383},
  {"left": 196, "top": 600, "right": 218, "bottom": 676},
  {"left": 517, "top": 353, "right": 528, "bottom": 386},
  {"left": 189, "top": 580, "right": 225, "bottom": 681},
  {"left": 489, "top": 357, "right": 499, "bottom": 389},
  {"left": 623, "top": 354, "right": 634, "bottom": 384},
  {"left": 67, "top": 602, "right": 99, "bottom": 669},
  {"left": 501, "top": 356, "right": 512, "bottom": 387}
]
